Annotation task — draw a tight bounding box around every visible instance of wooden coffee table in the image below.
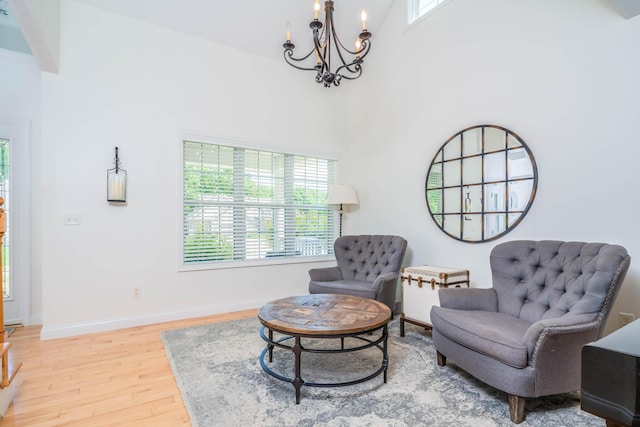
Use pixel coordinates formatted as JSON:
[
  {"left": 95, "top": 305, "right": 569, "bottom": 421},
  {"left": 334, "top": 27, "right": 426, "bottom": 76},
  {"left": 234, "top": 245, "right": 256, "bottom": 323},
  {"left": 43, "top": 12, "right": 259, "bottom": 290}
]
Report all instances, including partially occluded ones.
[{"left": 258, "top": 294, "right": 392, "bottom": 403}]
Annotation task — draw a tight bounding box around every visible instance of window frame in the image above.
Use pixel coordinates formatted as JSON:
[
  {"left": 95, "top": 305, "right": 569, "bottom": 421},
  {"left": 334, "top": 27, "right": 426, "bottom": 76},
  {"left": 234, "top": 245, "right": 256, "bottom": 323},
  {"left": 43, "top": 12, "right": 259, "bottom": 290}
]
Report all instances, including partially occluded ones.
[
  {"left": 0, "top": 120, "right": 30, "bottom": 325},
  {"left": 178, "top": 131, "right": 339, "bottom": 271},
  {"left": 407, "top": 0, "right": 453, "bottom": 28}
]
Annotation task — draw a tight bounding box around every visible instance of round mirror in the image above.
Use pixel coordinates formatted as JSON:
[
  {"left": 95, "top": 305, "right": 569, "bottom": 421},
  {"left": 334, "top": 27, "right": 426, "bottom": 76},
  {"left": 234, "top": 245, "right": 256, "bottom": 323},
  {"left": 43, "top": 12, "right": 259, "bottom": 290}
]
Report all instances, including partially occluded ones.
[{"left": 425, "top": 125, "right": 538, "bottom": 243}]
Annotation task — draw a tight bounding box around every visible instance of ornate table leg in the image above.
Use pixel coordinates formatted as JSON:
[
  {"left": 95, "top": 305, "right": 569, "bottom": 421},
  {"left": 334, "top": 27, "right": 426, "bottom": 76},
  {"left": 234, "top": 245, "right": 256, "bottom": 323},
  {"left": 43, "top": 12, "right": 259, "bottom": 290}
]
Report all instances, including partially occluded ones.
[
  {"left": 292, "top": 336, "right": 303, "bottom": 404},
  {"left": 383, "top": 324, "right": 389, "bottom": 383},
  {"left": 268, "top": 329, "right": 274, "bottom": 362}
]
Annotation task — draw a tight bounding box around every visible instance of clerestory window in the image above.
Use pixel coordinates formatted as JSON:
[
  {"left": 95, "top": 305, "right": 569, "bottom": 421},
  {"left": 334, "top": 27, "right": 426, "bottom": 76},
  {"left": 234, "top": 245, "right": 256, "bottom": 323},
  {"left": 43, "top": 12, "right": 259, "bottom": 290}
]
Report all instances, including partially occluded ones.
[{"left": 408, "top": 0, "right": 451, "bottom": 25}]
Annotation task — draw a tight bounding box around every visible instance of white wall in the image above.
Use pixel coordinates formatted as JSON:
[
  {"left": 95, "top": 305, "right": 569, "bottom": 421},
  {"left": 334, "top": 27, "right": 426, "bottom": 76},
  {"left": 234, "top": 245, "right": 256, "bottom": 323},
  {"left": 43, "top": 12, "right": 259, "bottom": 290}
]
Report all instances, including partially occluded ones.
[
  {"left": 0, "top": 50, "right": 39, "bottom": 121},
  {"left": 343, "top": 0, "right": 640, "bottom": 333},
  {"left": 38, "top": 0, "right": 344, "bottom": 338},
  {"left": 33, "top": 0, "right": 640, "bottom": 338}
]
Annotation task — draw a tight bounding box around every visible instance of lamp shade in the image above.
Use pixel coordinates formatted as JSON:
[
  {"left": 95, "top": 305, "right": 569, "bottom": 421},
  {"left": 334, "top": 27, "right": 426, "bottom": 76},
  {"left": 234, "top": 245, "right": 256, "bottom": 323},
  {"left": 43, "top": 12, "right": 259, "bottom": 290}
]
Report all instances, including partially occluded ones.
[{"left": 327, "top": 184, "right": 359, "bottom": 205}]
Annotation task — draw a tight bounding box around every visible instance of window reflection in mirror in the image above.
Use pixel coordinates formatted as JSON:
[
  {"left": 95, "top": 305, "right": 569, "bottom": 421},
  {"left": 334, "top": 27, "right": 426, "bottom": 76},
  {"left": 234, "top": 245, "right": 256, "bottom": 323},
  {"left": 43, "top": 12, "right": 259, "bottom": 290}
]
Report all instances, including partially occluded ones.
[{"left": 425, "top": 125, "right": 538, "bottom": 243}]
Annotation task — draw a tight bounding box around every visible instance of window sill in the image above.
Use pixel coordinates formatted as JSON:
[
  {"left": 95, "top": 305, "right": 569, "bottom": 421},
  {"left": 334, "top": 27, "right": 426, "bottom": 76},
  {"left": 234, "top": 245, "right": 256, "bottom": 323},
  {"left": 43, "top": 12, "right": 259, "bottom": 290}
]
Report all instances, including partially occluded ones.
[{"left": 178, "top": 255, "right": 336, "bottom": 272}]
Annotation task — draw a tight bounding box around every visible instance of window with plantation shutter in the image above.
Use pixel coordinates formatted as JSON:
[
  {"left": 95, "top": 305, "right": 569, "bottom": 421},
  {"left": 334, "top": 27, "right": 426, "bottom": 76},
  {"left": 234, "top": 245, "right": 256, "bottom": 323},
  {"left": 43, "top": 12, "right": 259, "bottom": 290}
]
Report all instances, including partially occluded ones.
[{"left": 182, "top": 139, "right": 337, "bottom": 266}]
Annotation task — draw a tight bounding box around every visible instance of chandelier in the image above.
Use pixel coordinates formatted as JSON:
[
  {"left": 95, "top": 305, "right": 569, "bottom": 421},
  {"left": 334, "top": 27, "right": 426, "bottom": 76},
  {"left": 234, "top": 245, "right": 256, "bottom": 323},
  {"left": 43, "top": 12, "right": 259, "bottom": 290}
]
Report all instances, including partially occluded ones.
[{"left": 283, "top": 0, "right": 372, "bottom": 88}]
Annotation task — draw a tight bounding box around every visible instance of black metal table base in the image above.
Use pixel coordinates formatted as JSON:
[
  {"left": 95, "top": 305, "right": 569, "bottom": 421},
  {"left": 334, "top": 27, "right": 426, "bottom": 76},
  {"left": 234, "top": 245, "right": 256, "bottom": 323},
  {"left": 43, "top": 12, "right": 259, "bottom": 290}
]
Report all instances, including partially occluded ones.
[{"left": 259, "top": 324, "right": 389, "bottom": 403}]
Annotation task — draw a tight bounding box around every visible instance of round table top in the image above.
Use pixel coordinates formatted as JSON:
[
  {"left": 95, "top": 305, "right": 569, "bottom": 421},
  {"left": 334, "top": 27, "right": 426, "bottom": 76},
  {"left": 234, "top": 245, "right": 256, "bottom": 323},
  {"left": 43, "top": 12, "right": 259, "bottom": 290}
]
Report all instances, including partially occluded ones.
[{"left": 258, "top": 294, "right": 391, "bottom": 336}]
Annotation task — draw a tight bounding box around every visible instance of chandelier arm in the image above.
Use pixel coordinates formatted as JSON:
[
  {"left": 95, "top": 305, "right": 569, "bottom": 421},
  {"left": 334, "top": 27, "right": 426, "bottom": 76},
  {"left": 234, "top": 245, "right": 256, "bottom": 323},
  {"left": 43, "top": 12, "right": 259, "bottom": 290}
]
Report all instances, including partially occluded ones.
[
  {"left": 284, "top": 49, "right": 322, "bottom": 72},
  {"left": 358, "top": 40, "right": 372, "bottom": 59},
  {"left": 332, "top": 30, "right": 357, "bottom": 56},
  {"left": 335, "top": 63, "right": 363, "bottom": 80},
  {"left": 333, "top": 37, "right": 371, "bottom": 57},
  {"left": 353, "top": 39, "right": 371, "bottom": 60},
  {"left": 313, "top": 29, "right": 329, "bottom": 73},
  {"left": 329, "top": 22, "right": 351, "bottom": 69},
  {"left": 338, "top": 40, "right": 372, "bottom": 75},
  {"left": 337, "top": 37, "right": 371, "bottom": 61},
  {"left": 329, "top": 23, "right": 372, "bottom": 76}
]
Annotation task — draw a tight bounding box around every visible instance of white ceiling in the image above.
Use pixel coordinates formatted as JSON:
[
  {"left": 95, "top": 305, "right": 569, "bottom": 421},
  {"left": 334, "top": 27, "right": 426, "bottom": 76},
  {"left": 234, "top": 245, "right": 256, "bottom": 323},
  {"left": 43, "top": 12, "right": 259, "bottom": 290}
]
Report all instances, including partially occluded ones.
[{"left": 74, "top": 0, "right": 395, "bottom": 61}]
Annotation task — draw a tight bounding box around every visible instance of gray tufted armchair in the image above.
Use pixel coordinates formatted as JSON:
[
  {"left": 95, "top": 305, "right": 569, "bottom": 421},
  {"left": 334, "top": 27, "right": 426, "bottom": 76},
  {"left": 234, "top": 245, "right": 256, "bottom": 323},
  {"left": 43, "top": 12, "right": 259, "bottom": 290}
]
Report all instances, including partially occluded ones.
[
  {"left": 308, "top": 235, "right": 407, "bottom": 311},
  {"left": 430, "top": 240, "right": 631, "bottom": 424}
]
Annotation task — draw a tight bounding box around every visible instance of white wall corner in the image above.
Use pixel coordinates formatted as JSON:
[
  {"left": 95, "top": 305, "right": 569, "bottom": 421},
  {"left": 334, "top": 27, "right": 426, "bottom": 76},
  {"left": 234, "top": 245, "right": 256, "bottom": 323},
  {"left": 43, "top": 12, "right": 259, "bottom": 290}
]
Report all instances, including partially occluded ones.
[
  {"left": 29, "top": 314, "right": 42, "bottom": 326},
  {"left": 8, "top": 0, "right": 60, "bottom": 73},
  {"left": 608, "top": 0, "right": 640, "bottom": 18}
]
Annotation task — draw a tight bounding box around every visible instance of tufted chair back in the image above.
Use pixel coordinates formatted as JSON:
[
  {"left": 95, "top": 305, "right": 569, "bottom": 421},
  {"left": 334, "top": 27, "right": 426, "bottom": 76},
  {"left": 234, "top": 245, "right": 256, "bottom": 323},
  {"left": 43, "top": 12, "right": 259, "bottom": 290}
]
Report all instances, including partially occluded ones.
[
  {"left": 334, "top": 235, "right": 407, "bottom": 283},
  {"left": 490, "top": 240, "right": 630, "bottom": 336}
]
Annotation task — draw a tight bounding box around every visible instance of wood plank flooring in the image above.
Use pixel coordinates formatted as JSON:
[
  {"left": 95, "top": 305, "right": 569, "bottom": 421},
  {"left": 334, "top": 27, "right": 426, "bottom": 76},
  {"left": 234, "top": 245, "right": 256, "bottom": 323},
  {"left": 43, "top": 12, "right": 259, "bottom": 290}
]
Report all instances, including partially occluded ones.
[{"left": 0, "top": 309, "right": 257, "bottom": 426}]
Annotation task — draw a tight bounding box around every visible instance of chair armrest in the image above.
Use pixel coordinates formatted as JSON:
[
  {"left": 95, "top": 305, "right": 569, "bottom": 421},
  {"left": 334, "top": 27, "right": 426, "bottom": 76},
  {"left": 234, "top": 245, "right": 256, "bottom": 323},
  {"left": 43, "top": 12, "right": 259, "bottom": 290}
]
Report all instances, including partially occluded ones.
[
  {"left": 438, "top": 288, "right": 497, "bottom": 312},
  {"left": 309, "top": 266, "right": 342, "bottom": 282},
  {"left": 523, "top": 316, "right": 601, "bottom": 392},
  {"left": 372, "top": 272, "right": 399, "bottom": 288},
  {"left": 373, "top": 272, "right": 402, "bottom": 311},
  {"left": 524, "top": 314, "right": 599, "bottom": 358}
]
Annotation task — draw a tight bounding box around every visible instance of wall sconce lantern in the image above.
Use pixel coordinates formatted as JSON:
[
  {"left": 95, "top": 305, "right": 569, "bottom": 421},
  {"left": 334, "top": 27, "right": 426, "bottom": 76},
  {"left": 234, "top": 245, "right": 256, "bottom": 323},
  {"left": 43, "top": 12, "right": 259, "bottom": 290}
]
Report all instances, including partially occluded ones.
[{"left": 107, "top": 147, "right": 127, "bottom": 203}]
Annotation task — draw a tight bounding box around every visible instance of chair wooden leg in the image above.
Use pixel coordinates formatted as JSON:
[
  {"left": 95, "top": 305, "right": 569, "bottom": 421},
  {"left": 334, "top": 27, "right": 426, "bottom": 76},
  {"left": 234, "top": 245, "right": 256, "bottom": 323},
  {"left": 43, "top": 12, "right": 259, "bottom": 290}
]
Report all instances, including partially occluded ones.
[
  {"left": 436, "top": 350, "right": 446, "bottom": 366},
  {"left": 508, "top": 394, "right": 525, "bottom": 424}
]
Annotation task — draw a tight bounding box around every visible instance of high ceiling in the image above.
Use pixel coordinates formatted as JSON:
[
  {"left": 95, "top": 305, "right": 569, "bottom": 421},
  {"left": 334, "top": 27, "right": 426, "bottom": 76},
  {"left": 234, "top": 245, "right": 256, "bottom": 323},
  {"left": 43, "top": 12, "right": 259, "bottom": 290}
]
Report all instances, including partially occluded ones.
[
  {"left": 7, "top": 0, "right": 637, "bottom": 73},
  {"left": 74, "top": 0, "right": 395, "bottom": 61}
]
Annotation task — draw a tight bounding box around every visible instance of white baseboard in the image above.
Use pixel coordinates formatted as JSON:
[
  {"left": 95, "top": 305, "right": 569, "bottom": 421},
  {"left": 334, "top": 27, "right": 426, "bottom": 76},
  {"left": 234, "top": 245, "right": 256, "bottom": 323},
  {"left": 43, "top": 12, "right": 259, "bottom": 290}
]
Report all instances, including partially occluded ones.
[
  {"left": 29, "top": 314, "right": 42, "bottom": 326},
  {"left": 39, "top": 299, "right": 270, "bottom": 340}
]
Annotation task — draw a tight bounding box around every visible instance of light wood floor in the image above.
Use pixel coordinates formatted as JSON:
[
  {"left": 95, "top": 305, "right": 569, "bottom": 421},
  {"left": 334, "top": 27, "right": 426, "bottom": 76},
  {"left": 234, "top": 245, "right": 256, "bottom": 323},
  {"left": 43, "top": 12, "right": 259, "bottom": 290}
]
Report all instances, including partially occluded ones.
[{"left": 0, "top": 309, "right": 258, "bottom": 426}]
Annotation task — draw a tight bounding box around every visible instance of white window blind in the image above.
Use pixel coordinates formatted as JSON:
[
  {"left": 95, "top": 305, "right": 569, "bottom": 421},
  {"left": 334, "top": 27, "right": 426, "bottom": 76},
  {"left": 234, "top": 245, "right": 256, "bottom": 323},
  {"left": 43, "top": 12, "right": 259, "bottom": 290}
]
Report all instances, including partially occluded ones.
[{"left": 183, "top": 139, "right": 336, "bottom": 265}]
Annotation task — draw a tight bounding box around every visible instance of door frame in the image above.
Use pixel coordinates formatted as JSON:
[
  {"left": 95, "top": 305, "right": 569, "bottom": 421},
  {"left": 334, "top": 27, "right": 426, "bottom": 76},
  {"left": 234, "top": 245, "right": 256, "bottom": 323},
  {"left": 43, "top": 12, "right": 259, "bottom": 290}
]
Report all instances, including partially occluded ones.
[{"left": 0, "top": 121, "right": 30, "bottom": 326}]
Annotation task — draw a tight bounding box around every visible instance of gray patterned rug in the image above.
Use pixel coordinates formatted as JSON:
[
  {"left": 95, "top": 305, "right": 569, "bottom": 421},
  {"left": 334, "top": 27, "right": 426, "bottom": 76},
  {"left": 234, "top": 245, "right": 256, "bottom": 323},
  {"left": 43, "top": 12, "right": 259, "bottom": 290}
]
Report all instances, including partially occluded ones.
[{"left": 161, "top": 317, "right": 600, "bottom": 427}]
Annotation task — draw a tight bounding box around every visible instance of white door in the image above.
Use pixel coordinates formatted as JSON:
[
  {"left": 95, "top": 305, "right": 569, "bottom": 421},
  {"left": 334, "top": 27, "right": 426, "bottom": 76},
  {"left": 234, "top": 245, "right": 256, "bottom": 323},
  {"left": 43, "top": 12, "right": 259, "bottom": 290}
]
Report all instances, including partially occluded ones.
[{"left": 0, "top": 122, "right": 29, "bottom": 326}]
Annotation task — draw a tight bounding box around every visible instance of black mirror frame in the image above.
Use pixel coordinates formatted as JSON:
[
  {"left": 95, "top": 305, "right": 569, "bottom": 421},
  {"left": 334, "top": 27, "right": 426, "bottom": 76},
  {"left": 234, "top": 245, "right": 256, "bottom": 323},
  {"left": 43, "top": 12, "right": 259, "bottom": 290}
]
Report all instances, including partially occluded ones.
[{"left": 425, "top": 124, "right": 538, "bottom": 243}]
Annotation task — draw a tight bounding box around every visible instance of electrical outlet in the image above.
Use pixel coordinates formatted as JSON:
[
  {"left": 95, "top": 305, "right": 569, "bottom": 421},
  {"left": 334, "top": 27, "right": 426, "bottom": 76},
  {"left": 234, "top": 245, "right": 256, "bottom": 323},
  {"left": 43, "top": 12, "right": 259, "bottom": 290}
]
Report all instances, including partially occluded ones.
[
  {"left": 133, "top": 287, "right": 141, "bottom": 298},
  {"left": 620, "top": 312, "right": 635, "bottom": 328}
]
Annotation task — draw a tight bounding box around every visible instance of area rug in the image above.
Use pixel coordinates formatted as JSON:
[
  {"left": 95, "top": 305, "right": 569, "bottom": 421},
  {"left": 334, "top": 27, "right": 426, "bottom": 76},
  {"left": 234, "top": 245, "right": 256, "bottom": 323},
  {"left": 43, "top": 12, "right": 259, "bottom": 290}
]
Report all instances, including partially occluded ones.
[{"left": 161, "top": 317, "right": 601, "bottom": 427}]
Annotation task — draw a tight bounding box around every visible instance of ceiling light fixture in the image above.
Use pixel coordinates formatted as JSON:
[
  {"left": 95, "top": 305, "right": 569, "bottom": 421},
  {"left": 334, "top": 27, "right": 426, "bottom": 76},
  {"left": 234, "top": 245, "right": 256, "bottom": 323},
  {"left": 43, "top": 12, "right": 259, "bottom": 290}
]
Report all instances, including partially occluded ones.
[{"left": 283, "top": 0, "right": 372, "bottom": 88}]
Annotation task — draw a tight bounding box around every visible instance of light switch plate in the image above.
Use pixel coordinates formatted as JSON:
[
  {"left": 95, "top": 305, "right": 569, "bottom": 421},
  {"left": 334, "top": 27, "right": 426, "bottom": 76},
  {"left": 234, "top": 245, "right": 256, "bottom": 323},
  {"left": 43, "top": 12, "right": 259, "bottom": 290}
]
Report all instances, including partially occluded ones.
[{"left": 64, "top": 213, "right": 81, "bottom": 225}]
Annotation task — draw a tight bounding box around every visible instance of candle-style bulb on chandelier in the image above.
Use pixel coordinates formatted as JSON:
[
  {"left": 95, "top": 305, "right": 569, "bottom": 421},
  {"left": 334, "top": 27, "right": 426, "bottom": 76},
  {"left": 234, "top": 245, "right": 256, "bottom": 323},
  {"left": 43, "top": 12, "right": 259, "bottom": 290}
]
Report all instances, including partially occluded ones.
[{"left": 283, "top": 0, "right": 372, "bottom": 87}]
